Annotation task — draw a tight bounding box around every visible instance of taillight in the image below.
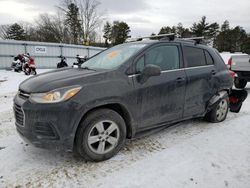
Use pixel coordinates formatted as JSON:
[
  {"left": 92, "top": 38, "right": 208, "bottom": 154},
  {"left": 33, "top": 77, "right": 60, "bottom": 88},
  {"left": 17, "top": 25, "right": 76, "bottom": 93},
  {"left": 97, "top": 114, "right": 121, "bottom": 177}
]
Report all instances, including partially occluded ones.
[
  {"left": 229, "top": 70, "right": 236, "bottom": 79},
  {"left": 227, "top": 57, "right": 232, "bottom": 70},
  {"left": 229, "top": 96, "right": 239, "bottom": 104}
]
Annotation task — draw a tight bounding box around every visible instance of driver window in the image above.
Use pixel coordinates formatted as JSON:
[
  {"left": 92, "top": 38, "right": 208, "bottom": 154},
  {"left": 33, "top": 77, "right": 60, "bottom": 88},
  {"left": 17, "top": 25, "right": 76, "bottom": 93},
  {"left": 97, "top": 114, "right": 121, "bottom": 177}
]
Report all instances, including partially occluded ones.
[
  {"left": 146, "top": 45, "right": 179, "bottom": 71},
  {"left": 135, "top": 45, "right": 179, "bottom": 72}
]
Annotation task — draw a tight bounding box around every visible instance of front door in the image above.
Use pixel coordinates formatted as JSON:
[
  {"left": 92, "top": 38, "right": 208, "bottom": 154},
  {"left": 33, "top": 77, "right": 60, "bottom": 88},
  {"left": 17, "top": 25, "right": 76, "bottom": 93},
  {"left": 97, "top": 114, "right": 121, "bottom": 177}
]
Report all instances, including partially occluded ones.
[{"left": 132, "top": 44, "right": 187, "bottom": 129}]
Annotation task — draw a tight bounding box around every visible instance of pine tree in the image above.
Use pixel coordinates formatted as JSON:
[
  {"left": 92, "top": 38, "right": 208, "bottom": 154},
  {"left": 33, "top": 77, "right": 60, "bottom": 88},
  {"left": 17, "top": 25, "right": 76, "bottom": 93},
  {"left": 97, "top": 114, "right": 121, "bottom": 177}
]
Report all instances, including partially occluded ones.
[
  {"left": 221, "top": 20, "right": 230, "bottom": 32},
  {"left": 111, "top": 21, "right": 130, "bottom": 45},
  {"left": 207, "top": 22, "right": 220, "bottom": 38},
  {"left": 242, "top": 35, "right": 250, "bottom": 54},
  {"left": 6, "top": 23, "right": 25, "bottom": 40},
  {"left": 230, "top": 26, "right": 248, "bottom": 52},
  {"left": 65, "top": 3, "right": 82, "bottom": 44},
  {"left": 190, "top": 16, "right": 219, "bottom": 38},
  {"left": 158, "top": 26, "right": 176, "bottom": 35},
  {"left": 214, "top": 20, "right": 248, "bottom": 52},
  {"left": 157, "top": 23, "right": 192, "bottom": 38},
  {"left": 176, "top": 23, "right": 192, "bottom": 38}
]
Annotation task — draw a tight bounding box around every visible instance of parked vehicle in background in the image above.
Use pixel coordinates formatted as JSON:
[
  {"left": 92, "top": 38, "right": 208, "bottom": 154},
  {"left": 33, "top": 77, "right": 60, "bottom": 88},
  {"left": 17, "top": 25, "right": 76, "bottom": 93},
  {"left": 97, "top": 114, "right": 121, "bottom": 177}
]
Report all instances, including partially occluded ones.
[
  {"left": 11, "top": 58, "right": 22, "bottom": 72},
  {"left": 14, "top": 34, "right": 245, "bottom": 161},
  {"left": 23, "top": 57, "right": 37, "bottom": 75},
  {"left": 10, "top": 53, "right": 36, "bottom": 75},
  {"left": 73, "top": 55, "right": 89, "bottom": 68},
  {"left": 11, "top": 54, "right": 25, "bottom": 72},
  {"left": 220, "top": 52, "right": 250, "bottom": 88},
  {"left": 57, "top": 56, "right": 68, "bottom": 68}
]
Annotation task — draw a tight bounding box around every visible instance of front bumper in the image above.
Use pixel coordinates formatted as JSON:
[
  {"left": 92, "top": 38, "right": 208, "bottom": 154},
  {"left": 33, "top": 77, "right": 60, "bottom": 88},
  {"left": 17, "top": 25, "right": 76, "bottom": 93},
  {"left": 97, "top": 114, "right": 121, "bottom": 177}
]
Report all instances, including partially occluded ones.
[{"left": 13, "top": 93, "right": 82, "bottom": 152}]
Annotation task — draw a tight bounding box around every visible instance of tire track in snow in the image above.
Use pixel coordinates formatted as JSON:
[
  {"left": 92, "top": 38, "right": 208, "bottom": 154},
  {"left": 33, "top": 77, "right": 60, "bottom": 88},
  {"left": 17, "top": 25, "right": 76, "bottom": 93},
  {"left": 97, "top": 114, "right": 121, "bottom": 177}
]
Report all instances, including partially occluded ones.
[{"left": 0, "top": 110, "right": 15, "bottom": 138}]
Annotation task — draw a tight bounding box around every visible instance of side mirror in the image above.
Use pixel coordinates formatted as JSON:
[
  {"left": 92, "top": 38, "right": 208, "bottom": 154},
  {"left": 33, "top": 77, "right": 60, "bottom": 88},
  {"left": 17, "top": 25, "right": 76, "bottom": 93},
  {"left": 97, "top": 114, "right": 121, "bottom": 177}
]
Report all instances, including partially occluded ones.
[{"left": 139, "top": 64, "right": 161, "bottom": 84}]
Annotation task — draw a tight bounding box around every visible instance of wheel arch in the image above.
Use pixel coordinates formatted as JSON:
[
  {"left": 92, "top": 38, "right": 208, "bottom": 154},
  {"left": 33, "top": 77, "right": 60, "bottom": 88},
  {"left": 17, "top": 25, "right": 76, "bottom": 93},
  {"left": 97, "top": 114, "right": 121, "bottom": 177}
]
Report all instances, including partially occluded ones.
[
  {"left": 74, "top": 102, "right": 135, "bottom": 147},
  {"left": 206, "top": 90, "right": 229, "bottom": 113}
]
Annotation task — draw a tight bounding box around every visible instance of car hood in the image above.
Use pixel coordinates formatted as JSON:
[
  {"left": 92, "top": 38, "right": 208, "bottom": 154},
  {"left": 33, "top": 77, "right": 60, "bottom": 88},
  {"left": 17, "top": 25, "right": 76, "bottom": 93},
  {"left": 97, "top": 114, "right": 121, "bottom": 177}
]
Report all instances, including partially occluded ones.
[{"left": 19, "top": 68, "right": 106, "bottom": 93}]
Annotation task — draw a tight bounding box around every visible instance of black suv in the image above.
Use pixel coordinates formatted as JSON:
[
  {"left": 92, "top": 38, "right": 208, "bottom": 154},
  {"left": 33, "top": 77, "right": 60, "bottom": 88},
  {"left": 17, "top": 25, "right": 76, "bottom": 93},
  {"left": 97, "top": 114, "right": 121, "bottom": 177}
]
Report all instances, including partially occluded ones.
[{"left": 14, "top": 37, "right": 234, "bottom": 161}]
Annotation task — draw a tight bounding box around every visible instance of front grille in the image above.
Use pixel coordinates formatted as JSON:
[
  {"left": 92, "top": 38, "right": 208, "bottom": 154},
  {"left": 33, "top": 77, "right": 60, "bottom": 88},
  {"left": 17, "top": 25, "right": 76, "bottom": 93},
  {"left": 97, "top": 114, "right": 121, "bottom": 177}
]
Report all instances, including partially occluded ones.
[
  {"left": 14, "top": 104, "right": 24, "bottom": 126},
  {"left": 19, "top": 90, "right": 30, "bottom": 100}
]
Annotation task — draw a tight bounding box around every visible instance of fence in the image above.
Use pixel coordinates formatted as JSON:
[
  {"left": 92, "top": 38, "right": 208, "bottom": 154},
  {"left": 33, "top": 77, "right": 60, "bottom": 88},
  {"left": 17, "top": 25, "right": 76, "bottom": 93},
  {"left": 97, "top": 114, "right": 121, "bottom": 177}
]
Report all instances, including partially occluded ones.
[{"left": 0, "top": 40, "right": 105, "bottom": 69}]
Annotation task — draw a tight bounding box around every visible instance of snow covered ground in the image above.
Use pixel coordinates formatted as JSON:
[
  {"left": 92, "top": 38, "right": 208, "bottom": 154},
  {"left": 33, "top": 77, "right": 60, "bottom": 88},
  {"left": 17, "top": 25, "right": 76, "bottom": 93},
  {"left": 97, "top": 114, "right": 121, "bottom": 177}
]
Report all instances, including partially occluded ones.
[{"left": 0, "top": 70, "right": 250, "bottom": 188}]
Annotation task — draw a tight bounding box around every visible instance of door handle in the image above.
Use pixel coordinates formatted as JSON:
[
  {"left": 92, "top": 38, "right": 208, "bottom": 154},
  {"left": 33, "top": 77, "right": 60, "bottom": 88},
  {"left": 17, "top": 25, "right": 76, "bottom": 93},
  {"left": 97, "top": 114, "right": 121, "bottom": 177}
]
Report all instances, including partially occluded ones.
[
  {"left": 211, "top": 70, "right": 217, "bottom": 75},
  {"left": 176, "top": 77, "right": 185, "bottom": 83}
]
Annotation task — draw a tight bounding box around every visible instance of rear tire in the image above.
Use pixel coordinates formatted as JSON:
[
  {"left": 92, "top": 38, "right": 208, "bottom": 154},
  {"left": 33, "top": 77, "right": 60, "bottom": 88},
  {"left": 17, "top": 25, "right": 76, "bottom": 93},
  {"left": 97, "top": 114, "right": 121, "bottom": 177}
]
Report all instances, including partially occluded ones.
[
  {"left": 75, "top": 109, "right": 126, "bottom": 162},
  {"left": 234, "top": 78, "right": 247, "bottom": 89},
  {"left": 205, "top": 94, "right": 229, "bottom": 123}
]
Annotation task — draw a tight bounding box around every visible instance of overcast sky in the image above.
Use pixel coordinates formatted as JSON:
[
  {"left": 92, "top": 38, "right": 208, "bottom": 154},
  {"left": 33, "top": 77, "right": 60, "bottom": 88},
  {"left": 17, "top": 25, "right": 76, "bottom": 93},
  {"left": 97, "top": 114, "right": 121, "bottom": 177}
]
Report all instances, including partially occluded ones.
[{"left": 0, "top": 0, "right": 250, "bottom": 37}]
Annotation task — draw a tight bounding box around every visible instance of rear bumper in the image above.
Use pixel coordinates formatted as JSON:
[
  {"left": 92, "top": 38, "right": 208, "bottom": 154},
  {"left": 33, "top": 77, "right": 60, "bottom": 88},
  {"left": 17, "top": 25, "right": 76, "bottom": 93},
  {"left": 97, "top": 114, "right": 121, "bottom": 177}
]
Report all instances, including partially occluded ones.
[
  {"left": 229, "top": 89, "right": 248, "bottom": 113},
  {"left": 13, "top": 93, "right": 83, "bottom": 152},
  {"left": 207, "top": 89, "right": 248, "bottom": 114}
]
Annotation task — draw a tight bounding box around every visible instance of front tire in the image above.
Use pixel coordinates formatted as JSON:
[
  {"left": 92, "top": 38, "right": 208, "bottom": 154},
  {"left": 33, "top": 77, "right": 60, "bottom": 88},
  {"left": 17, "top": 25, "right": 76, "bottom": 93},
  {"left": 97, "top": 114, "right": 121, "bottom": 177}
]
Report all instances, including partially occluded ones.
[
  {"left": 205, "top": 95, "right": 229, "bottom": 123},
  {"left": 75, "top": 109, "right": 126, "bottom": 162},
  {"left": 234, "top": 78, "right": 247, "bottom": 89}
]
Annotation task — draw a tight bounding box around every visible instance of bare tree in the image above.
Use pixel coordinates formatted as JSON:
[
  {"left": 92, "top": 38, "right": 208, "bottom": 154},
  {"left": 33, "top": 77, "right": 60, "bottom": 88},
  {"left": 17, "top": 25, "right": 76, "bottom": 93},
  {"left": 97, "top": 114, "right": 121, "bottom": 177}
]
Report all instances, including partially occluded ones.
[
  {"left": 18, "top": 22, "right": 37, "bottom": 41},
  {"left": 58, "top": 0, "right": 104, "bottom": 44},
  {"left": 1, "top": 0, "right": 103, "bottom": 44},
  {"left": 78, "top": 0, "right": 104, "bottom": 44},
  {"left": 35, "top": 13, "right": 67, "bottom": 43},
  {"left": 53, "top": 11, "right": 71, "bottom": 43}
]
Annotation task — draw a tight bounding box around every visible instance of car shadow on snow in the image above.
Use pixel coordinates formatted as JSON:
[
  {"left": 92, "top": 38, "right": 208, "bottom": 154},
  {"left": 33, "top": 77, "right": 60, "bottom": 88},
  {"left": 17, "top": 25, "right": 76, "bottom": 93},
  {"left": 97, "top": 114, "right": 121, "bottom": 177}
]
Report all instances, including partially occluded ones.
[{"left": 22, "top": 117, "right": 222, "bottom": 164}]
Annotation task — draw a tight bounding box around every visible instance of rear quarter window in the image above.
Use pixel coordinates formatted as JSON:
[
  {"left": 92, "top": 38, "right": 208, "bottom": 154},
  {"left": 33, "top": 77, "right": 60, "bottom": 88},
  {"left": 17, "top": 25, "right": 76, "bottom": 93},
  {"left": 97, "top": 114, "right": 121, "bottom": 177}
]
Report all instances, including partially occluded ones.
[{"left": 204, "top": 50, "right": 214, "bottom": 65}]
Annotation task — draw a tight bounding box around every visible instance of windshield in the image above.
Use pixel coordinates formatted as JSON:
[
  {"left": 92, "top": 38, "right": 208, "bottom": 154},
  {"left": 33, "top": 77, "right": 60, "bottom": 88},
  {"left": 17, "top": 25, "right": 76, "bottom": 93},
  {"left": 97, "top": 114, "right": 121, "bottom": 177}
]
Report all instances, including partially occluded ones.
[{"left": 82, "top": 43, "right": 147, "bottom": 70}]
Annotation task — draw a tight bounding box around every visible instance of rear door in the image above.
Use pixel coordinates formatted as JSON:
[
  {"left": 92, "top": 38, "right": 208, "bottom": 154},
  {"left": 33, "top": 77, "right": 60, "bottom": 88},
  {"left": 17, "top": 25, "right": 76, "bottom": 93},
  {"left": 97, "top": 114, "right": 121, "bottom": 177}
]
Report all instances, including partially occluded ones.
[
  {"left": 182, "top": 45, "right": 217, "bottom": 118},
  {"left": 131, "top": 43, "right": 187, "bottom": 129}
]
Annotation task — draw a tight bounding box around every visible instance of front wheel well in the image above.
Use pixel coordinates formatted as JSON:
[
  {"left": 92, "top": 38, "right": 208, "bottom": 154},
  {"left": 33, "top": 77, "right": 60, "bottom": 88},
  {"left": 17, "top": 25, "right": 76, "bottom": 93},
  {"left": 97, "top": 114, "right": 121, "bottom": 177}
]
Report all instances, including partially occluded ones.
[{"left": 76, "top": 103, "right": 133, "bottom": 140}]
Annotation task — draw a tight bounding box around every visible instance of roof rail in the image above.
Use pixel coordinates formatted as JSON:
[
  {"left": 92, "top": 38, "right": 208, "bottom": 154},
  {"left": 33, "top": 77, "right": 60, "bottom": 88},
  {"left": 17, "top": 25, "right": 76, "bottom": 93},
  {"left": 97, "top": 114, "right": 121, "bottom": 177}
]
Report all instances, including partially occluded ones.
[
  {"left": 125, "top": 34, "right": 206, "bottom": 45},
  {"left": 125, "top": 33, "right": 175, "bottom": 43},
  {"left": 181, "top": 37, "right": 205, "bottom": 45}
]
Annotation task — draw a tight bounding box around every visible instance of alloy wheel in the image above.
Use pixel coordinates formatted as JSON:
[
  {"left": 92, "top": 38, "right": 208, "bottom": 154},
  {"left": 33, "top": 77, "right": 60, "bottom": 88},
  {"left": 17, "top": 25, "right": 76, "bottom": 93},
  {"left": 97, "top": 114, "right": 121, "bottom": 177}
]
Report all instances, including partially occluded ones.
[
  {"left": 87, "top": 120, "right": 120, "bottom": 154},
  {"left": 216, "top": 99, "right": 228, "bottom": 121}
]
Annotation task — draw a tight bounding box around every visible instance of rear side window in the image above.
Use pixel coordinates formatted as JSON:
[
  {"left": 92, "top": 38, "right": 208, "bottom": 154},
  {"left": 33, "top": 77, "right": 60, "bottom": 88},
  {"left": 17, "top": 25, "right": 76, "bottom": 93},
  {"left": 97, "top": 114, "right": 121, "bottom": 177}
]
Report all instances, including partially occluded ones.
[
  {"left": 136, "top": 45, "right": 179, "bottom": 72},
  {"left": 204, "top": 51, "right": 214, "bottom": 65},
  {"left": 183, "top": 46, "right": 206, "bottom": 67}
]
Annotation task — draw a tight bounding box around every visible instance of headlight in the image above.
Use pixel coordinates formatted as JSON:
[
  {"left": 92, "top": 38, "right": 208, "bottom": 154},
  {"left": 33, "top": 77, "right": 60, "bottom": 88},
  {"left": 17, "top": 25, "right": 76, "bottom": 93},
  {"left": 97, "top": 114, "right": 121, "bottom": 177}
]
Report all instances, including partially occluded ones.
[{"left": 30, "top": 86, "right": 82, "bottom": 103}]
